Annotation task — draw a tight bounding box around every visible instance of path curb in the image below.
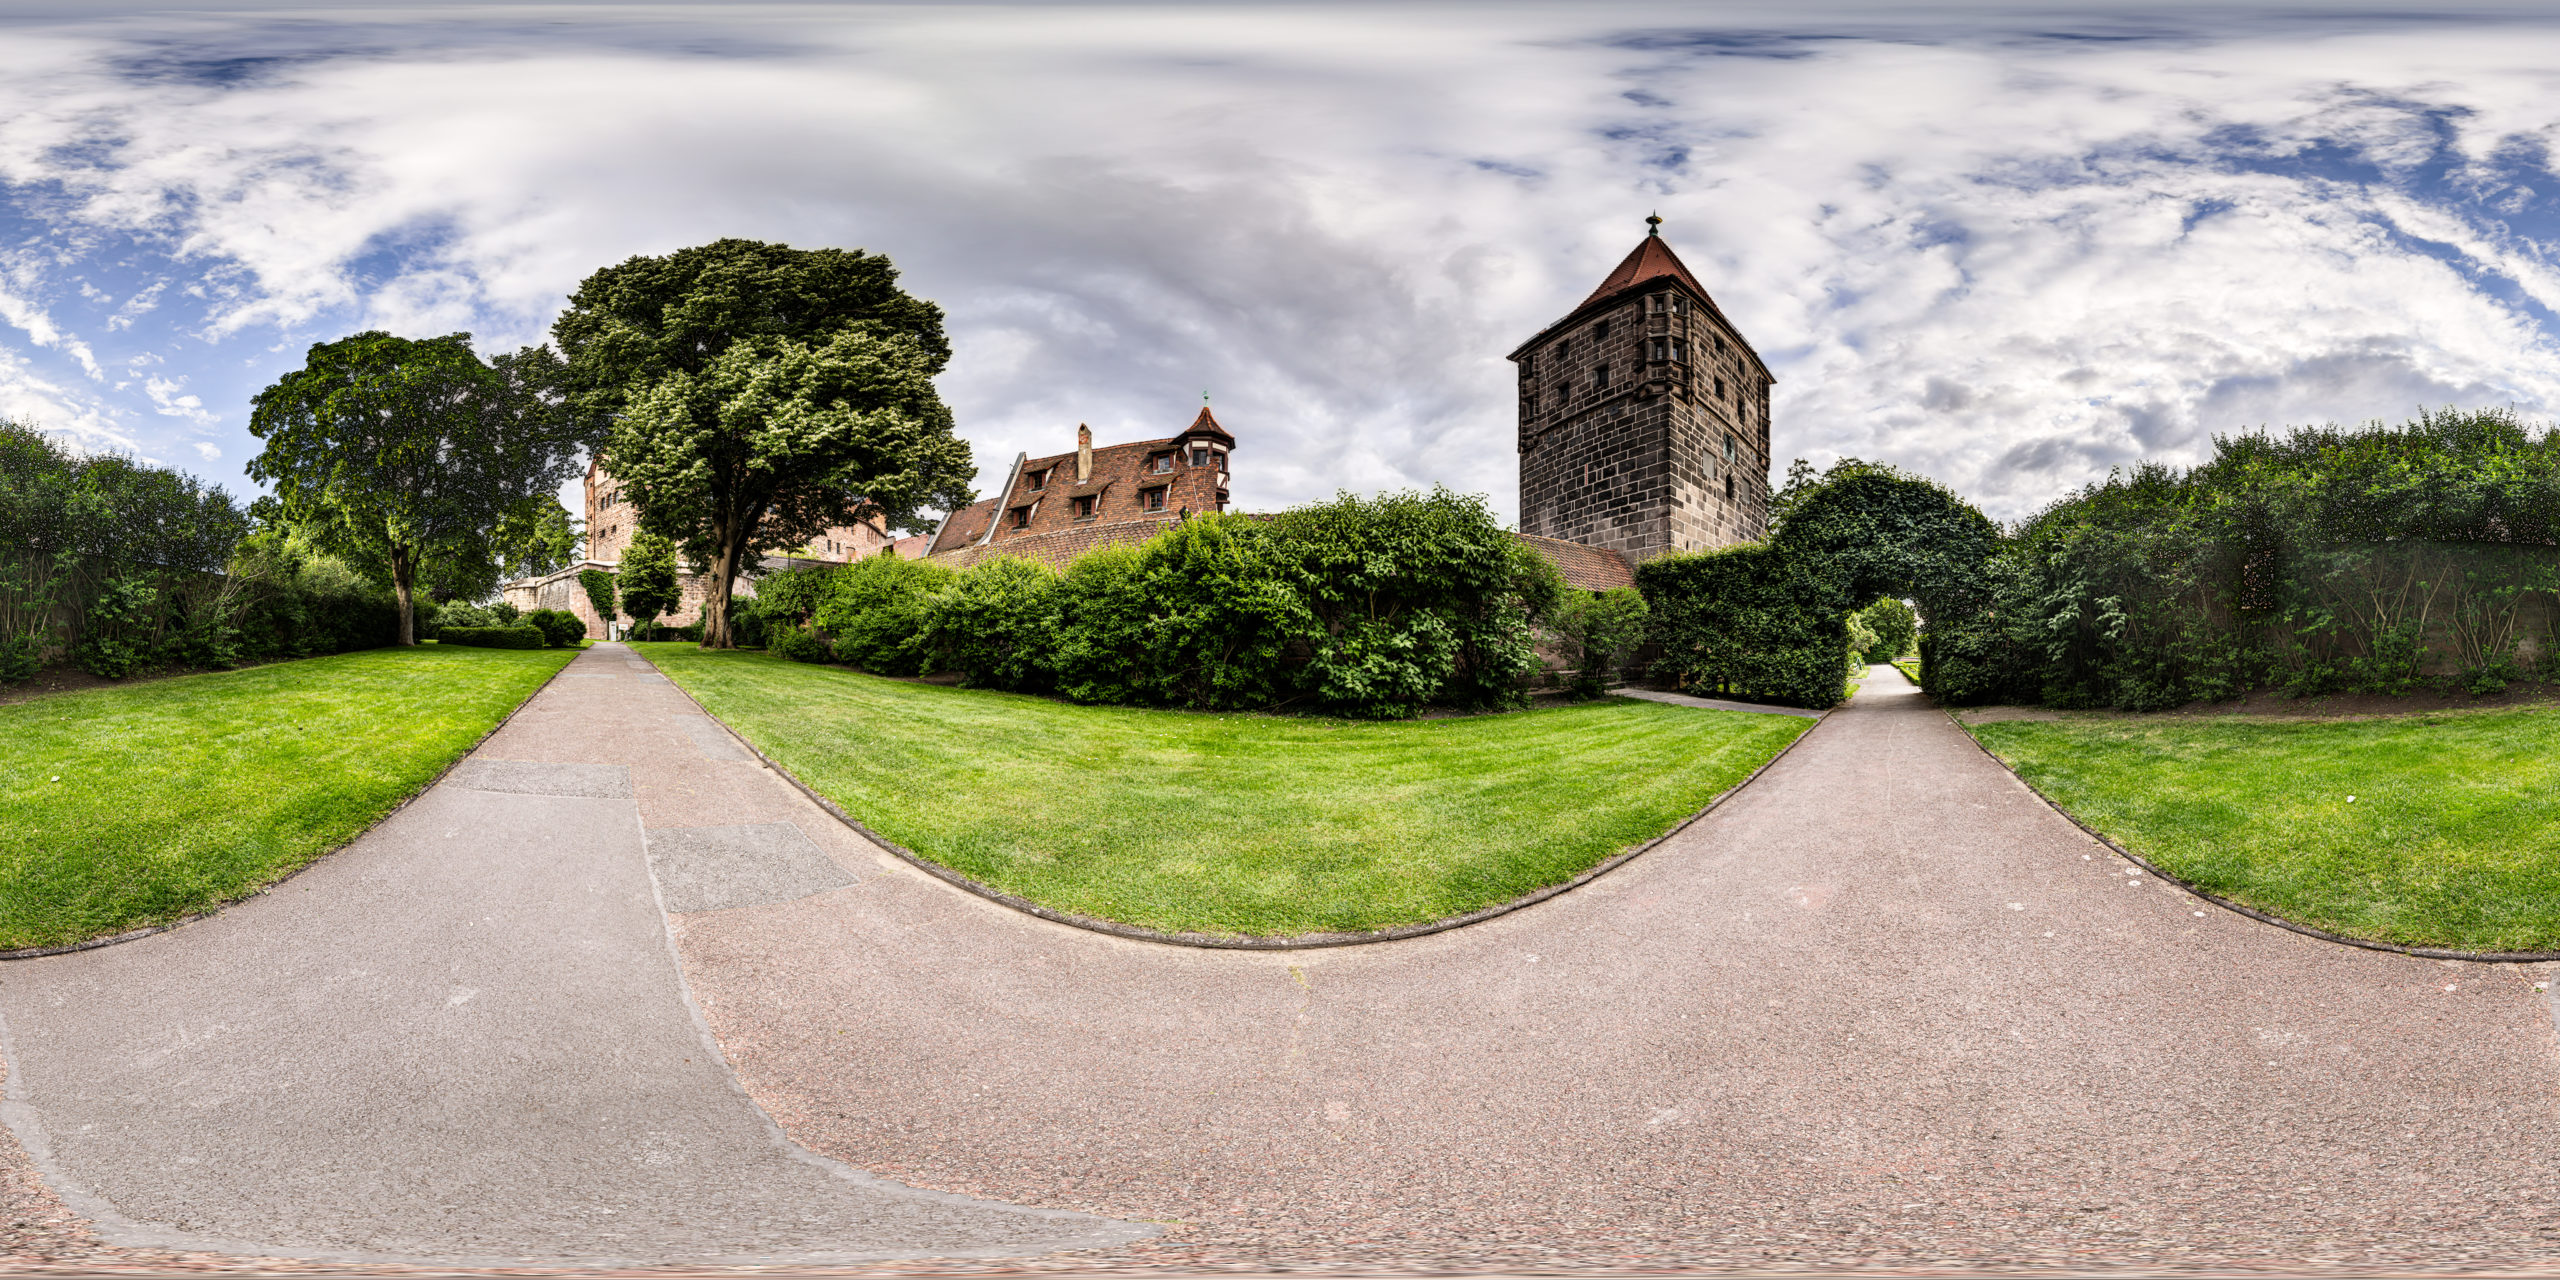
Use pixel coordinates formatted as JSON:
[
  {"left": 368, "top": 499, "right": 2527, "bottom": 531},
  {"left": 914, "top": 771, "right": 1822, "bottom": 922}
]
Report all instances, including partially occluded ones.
[
  {"left": 1, "top": 647, "right": 585, "bottom": 962},
  {"left": 660, "top": 660, "right": 1829, "bottom": 951},
  {"left": 1948, "top": 707, "right": 2560, "bottom": 964}
]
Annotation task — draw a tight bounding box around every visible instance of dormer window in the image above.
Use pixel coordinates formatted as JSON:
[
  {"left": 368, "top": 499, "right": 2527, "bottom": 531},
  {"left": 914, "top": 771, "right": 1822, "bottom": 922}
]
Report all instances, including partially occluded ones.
[
  {"left": 1026, "top": 468, "right": 1048, "bottom": 491},
  {"left": 1148, "top": 452, "right": 1174, "bottom": 474},
  {"left": 1010, "top": 506, "right": 1032, "bottom": 529},
  {"left": 1072, "top": 495, "right": 1096, "bottom": 520},
  {"left": 1142, "top": 486, "right": 1167, "bottom": 512}
]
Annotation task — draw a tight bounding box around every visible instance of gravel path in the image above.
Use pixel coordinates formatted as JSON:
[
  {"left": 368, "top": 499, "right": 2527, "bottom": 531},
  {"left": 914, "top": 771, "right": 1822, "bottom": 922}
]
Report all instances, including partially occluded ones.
[{"left": 6, "top": 656, "right": 2558, "bottom": 1274}]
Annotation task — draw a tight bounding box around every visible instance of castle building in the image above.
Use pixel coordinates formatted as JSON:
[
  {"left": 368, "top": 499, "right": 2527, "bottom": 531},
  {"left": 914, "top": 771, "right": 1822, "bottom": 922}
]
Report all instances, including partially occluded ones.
[
  {"left": 922, "top": 408, "right": 1234, "bottom": 568},
  {"left": 1511, "top": 217, "right": 1773, "bottom": 563}
]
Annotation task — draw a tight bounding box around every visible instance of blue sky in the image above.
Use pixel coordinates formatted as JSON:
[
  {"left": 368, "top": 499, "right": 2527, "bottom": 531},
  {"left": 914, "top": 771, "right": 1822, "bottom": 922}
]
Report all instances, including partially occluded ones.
[{"left": 7, "top": 1, "right": 2560, "bottom": 525}]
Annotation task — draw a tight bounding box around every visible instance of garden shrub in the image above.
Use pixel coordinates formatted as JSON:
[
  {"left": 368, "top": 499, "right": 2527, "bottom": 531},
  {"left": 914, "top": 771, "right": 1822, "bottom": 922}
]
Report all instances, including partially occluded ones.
[
  {"left": 1639, "top": 542, "right": 1852, "bottom": 709},
  {"left": 437, "top": 624, "right": 546, "bottom": 649},
  {"left": 1845, "top": 609, "right": 1880, "bottom": 677},
  {"left": 925, "top": 555, "right": 1062, "bottom": 691},
  {"left": 526, "top": 608, "right": 587, "bottom": 647},
  {"left": 1551, "top": 586, "right": 1650, "bottom": 698},
  {"left": 815, "top": 553, "right": 953, "bottom": 676},
  {"left": 1853, "top": 596, "right": 1918, "bottom": 663},
  {"left": 747, "top": 564, "right": 835, "bottom": 630},
  {"left": 768, "top": 625, "right": 832, "bottom": 663}
]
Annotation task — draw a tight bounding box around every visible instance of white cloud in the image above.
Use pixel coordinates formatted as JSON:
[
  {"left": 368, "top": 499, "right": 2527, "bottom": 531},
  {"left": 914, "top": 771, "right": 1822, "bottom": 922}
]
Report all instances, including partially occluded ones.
[{"left": 0, "top": 4, "right": 2556, "bottom": 521}]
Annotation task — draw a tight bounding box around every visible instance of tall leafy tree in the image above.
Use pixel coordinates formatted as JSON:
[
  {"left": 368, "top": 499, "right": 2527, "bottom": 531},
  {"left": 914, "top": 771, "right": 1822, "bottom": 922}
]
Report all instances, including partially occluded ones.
[
  {"left": 555, "top": 238, "right": 974, "bottom": 648},
  {"left": 248, "top": 332, "right": 592, "bottom": 644},
  {"left": 616, "top": 528, "right": 680, "bottom": 631},
  {"left": 492, "top": 494, "right": 582, "bottom": 580}
]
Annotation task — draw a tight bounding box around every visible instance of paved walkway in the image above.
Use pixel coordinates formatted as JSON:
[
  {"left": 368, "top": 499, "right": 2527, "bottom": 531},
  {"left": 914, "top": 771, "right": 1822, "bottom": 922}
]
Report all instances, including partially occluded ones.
[
  {"left": 0, "top": 643, "right": 1145, "bottom": 1269},
  {"left": 6, "top": 655, "right": 2559, "bottom": 1272}
]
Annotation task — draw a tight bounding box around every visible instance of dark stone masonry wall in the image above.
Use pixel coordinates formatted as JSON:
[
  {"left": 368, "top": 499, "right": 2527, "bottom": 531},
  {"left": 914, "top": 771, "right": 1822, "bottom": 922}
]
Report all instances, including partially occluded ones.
[{"left": 1515, "top": 277, "right": 1773, "bottom": 563}]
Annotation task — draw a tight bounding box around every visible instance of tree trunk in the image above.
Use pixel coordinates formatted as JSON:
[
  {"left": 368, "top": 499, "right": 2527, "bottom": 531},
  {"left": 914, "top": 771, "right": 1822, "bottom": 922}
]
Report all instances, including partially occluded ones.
[
  {"left": 392, "top": 548, "right": 417, "bottom": 646},
  {"left": 704, "top": 536, "right": 739, "bottom": 650}
]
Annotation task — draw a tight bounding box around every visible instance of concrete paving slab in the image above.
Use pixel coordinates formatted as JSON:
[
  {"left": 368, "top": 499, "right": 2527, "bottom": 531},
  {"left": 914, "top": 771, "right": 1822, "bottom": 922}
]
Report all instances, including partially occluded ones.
[
  {"left": 0, "top": 643, "right": 1147, "bottom": 1268},
  {"left": 647, "top": 822, "right": 857, "bottom": 914},
  {"left": 445, "top": 758, "right": 633, "bottom": 799},
  {"left": 673, "top": 712, "right": 752, "bottom": 761}
]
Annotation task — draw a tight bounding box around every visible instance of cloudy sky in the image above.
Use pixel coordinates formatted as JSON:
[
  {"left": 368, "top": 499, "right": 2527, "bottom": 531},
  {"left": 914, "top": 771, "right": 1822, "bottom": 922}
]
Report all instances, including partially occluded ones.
[{"left": 7, "top": 1, "right": 2560, "bottom": 527}]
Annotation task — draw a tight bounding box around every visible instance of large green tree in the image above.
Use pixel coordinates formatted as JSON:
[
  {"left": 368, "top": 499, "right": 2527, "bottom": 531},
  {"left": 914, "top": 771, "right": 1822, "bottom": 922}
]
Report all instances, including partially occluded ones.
[
  {"left": 492, "top": 494, "right": 582, "bottom": 581},
  {"left": 554, "top": 239, "right": 975, "bottom": 648},
  {"left": 248, "top": 332, "right": 591, "bottom": 644}
]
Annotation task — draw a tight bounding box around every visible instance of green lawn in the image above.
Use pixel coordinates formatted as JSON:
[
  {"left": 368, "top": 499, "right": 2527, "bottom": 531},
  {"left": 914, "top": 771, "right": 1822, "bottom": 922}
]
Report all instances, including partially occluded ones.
[
  {"left": 1970, "top": 707, "right": 2560, "bottom": 952},
  {"left": 637, "top": 644, "right": 1812, "bottom": 937},
  {"left": 0, "top": 645, "right": 575, "bottom": 950}
]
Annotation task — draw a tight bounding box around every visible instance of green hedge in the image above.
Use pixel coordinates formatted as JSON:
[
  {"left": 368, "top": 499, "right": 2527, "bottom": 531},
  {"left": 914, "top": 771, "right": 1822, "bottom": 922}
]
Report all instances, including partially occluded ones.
[
  {"left": 438, "top": 624, "right": 546, "bottom": 649},
  {"left": 775, "top": 488, "right": 1560, "bottom": 719},
  {"left": 1638, "top": 543, "right": 1852, "bottom": 709}
]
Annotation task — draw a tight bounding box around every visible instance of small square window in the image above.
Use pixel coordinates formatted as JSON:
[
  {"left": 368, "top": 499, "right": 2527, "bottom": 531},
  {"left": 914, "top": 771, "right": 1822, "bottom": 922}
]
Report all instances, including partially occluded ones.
[
  {"left": 1026, "top": 469, "right": 1046, "bottom": 490},
  {"left": 1149, "top": 452, "right": 1174, "bottom": 474},
  {"left": 1142, "top": 487, "right": 1167, "bottom": 512},
  {"left": 1072, "top": 495, "right": 1096, "bottom": 519},
  {"left": 1010, "top": 507, "right": 1031, "bottom": 529}
]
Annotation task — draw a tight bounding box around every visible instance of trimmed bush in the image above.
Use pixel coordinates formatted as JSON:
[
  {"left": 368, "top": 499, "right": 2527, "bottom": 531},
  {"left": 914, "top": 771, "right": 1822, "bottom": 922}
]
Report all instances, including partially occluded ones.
[
  {"left": 925, "top": 555, "right": 1061, "bottom": 691},
  {"left": 815, "top": 554, "right": 953, "bottom": 676},
  {"left": 526, "top": 608, "right": 586, "bottom": 647},
  {"left": 1553, "top": 586, "right": 1651, "bottom": 698},
  {"left": 769, "top": 625, "right": 831, "bottom": 663},
  {"left": 1639, "top": 542, "right": 1852, "bottom": 709},
  {"left": 438, "top": 624, "right": 546, "bottom": 649}
]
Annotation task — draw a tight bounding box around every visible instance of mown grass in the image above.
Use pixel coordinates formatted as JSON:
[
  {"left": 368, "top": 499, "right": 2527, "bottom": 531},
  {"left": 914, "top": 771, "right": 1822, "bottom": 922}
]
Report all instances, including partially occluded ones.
[
  {"left": 0, "top": 645, "right": 575, "bottom": 950},
  {"left": 1970, "top": 706, "right": 2560, "bottom": 952},
  {"left": 638, "top": 644, "right": 1812, "bottom": 937}
]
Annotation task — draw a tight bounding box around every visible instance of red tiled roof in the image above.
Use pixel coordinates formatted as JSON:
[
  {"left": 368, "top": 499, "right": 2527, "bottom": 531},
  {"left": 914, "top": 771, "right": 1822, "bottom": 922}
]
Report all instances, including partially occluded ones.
[
  {"left": 1514, "top": 532, "right": 1635, "bottom": 591},
  {"left": 926, "top": 497, "right": 1001, "bottom": 556},
  {"left": 1181, "top": 405, "right": 1236, "bottom": 446},
  {"left": 930, "top": 516, "right": 1180, "bottom": 571},
  {"left": 1578, "top": 233, "right": 1712, "bottom": 310}
]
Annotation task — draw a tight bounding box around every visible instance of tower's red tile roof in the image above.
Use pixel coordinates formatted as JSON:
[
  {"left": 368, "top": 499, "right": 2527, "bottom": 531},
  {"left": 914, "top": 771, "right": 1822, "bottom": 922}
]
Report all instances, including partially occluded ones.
[{"left": 1578, "top": 232, "right": 1712, "bottom": 310}]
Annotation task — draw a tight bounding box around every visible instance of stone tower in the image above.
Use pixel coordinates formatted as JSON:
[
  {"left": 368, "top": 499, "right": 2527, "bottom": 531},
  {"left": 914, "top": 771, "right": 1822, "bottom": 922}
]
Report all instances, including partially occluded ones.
[{"left": 1511, "top": 217, "right": 1774, "bottom": 562}]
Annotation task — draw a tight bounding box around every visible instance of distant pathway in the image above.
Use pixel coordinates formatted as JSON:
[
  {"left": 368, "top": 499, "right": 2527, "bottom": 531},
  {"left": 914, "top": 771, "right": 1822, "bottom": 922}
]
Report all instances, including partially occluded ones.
[
  {"left": 0, "top": 643, "right": 1144, "bottom": 1269},
  {"left": 6, "top": 657, "right": 2559, "bottom": 1272}
]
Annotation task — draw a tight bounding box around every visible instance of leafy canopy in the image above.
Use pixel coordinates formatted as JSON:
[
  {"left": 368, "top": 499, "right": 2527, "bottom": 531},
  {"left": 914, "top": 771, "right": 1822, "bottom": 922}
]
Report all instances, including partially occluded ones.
[{"left": 246, "top": 331, "right": 589, "bottom": 642}]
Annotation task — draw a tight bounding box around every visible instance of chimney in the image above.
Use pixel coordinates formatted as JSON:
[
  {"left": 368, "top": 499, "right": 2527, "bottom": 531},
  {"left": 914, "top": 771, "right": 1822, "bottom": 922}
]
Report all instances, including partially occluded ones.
[{"left": 1076, "top": 423, "right": 1093, "bottom": 483}]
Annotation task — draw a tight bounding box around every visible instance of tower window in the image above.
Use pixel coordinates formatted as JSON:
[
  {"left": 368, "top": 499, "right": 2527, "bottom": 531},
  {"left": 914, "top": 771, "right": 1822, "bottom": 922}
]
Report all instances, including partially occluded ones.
[
  {"left": 1724, "top": 434, "right": 1738, "bottom": 463},
  {"left": 1672, "top": 338, "right": 1688, "bottom": 363},
  {"left": 1593, "top": 363, "right": 1611, "bottom": 389},
  {"left": 1648, "top": 294, "right": 1664, "bottom": 313},
  {"left": 1595, "top": 320, "right": 1610, "bottom": 340},
  {"left": 1649, "top": 338, "right": 1667, "bottom": 362},
  {"left": 1715, "top": 376, "right": 1727, "bottom": 400},
  {"left": 1715, "top": 333, "right": 1728, "bottom": 354},
  {"left": 1670, "top": 294, "right": 1688, "bottom": 316},
  {"left": 1725, "top": 474, "right": 1735, "bottom": 500},
  {"left": 1521, "top": 353, "right": 1536, "bottom": 377},
  {"left": 1557, "top": 337, "right": 1572, "bottom": 361}
]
